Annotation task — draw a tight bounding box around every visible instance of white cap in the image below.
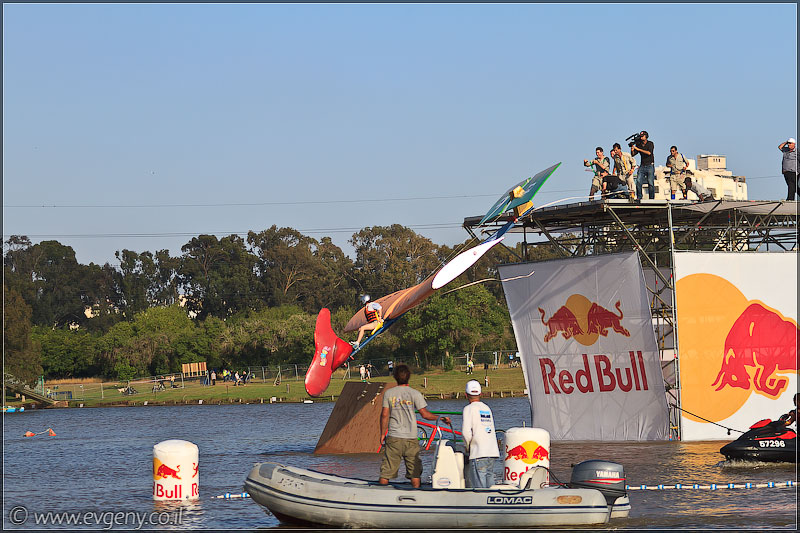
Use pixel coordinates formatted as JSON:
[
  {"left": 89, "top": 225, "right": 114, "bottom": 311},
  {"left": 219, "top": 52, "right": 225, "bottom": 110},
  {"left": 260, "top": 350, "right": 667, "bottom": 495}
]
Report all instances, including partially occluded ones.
[
  {"left": 788, "top": 138, "right": 796, "bottom": 144},
  {"left": 465, "top": 380, "right": 482, "bottom": 395}
]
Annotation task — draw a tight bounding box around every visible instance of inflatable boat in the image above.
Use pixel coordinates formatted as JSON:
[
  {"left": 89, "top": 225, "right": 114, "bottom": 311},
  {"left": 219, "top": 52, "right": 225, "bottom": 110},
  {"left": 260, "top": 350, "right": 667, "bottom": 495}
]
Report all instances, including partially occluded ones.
[
  {"left": 245, "top": 440, "right": 630, "bottom": 528},
  {"left": 720, "top": 418, "right": 797, "bottom": 463}
]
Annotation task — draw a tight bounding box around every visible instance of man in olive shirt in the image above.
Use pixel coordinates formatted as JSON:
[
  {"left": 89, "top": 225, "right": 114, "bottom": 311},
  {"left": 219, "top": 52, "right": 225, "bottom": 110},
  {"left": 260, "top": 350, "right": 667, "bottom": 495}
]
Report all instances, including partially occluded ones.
[
  {"left": 631, "top": 131, "right": 655, "bottom": 199},
  {"left": 666, "top": 146, "right": 690, "bottom": 199},
  {"left": 584, "top": 147, "right": 610, "bottom": 200},
  {"left": 380, "top": 364, "right": 450, "bottom": 487}
]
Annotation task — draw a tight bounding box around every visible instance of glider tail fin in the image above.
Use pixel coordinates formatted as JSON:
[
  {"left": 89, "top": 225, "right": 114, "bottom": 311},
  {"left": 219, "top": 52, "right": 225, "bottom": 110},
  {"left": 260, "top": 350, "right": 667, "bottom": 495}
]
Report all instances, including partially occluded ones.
[{"left": 304, "top": 308, "right": 354, "bottom": 397}]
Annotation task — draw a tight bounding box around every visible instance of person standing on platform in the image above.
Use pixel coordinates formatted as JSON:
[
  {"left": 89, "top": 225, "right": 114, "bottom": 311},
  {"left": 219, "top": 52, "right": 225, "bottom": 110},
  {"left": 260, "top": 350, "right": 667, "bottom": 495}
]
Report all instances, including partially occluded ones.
[
  {"left": 779, "top": 137, "right": 797, "bottom": 200},
  {"left": 611, "top": 143, "right": 637, "bottom": 200},
  {"left": 379, "top": 364, "right": 450, "bottom": 488},
  {"left": 666, "top": 146, "right": 690, "bottom": 199},
  {"left": 631, "top": 131, "right": 655, "bottom": 199},
  {"left": 584, "top": 147, "right": 610, "bottom": 199},
  {"left": 461, "top": 380, "right": 500, "bottom": 488}
]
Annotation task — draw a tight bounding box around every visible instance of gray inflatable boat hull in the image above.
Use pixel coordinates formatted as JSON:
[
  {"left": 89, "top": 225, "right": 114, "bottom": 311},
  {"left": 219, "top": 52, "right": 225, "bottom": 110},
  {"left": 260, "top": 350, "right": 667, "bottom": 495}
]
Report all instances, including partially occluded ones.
[{"left": 245, "top": 462, "right": 629, "bottom": 528}]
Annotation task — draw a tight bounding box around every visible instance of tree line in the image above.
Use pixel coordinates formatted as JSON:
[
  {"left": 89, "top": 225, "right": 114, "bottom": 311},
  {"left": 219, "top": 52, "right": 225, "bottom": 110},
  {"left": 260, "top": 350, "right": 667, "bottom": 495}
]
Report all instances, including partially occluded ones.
[{"left": 3, "top": 226, "right": 563, "bottom": 384}]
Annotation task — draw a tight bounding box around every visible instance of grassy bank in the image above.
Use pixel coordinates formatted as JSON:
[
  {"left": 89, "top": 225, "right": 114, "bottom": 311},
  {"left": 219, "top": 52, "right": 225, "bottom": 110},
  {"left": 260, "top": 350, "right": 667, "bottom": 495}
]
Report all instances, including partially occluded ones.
[{"left": 44, "top": 367, "right": 526, "bottom": 408}]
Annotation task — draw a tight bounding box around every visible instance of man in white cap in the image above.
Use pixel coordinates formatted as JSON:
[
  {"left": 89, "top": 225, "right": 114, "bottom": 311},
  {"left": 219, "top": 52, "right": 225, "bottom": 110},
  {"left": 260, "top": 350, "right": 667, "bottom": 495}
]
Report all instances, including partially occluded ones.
[
  {"left": 779, "top": 137, "right": 797, "bottom": 200},
  {"left": 461, "top": 379, "right": 500, "bottom": 488}
]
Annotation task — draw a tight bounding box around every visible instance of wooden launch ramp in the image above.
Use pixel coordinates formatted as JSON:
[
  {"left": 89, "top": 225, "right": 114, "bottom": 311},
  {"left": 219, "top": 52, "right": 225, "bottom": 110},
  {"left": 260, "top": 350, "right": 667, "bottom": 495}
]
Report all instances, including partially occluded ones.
[{"left": 314, "top": 381, "right": 394, "bottom": 454}]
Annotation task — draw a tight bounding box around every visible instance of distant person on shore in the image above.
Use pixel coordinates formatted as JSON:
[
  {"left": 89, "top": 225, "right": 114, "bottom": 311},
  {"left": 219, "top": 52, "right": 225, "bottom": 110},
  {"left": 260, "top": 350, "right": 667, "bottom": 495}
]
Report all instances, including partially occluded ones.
[
  {"left": 584, "top": 147, "right": 610, "bottom": 200},
  {"left": 211, "top": 370, "right": 216, "bottom": 386},
  {"left": 666, "top": 146, "right": 690, "bottom": 199},
  {"left": 684, "top": 177, "right": 714, "bottom": 202},
  {"left": 461, "top": 380, "right": 500, "bottom": 488},
  {"left": 379, "top": 364, "right": 450, "bottom": 488},
  {"left": 778, "top": 137, "right": 797, "bottom": 200},
  {"left": 631, "top": 131, "right": 655, "bottom": 199},
  {"left": 352, "top": 300, "right": 383, "bottom": 349},
  {"left": 611, "top": 143, "right": 637, "bottom": 200}
]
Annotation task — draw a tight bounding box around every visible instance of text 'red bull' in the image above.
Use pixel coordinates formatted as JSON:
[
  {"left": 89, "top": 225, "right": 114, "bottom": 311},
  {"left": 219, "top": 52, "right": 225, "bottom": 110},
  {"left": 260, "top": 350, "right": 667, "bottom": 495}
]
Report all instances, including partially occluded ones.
[
  {"left": 539, "top": 352, "right": 649, "bottom": 394},
  {"left": 712, "top": 303, "right": 798, "bottom": 397}
]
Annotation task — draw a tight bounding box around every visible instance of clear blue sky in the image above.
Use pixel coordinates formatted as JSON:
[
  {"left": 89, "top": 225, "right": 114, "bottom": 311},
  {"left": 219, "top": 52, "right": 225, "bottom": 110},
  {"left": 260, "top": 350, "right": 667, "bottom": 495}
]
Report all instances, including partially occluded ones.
[{"left": 3, "top": 3, "right": 797, "bottom": 266}]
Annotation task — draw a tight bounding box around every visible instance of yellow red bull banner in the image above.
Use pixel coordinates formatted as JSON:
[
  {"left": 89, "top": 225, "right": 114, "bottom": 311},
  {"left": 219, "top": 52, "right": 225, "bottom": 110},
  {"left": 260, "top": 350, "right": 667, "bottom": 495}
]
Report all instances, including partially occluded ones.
[
  {"left": 499, "top": 252, "right": 669, "bottom": 440},
  {"left": 674, "top": 252, "right": 798, "bottom": 441}
]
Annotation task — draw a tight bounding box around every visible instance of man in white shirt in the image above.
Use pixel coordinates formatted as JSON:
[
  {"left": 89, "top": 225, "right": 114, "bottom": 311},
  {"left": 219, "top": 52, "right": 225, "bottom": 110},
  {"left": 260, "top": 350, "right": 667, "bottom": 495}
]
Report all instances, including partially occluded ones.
[{"left": 461, "top": 380, "right": 500, "bottom": 488}]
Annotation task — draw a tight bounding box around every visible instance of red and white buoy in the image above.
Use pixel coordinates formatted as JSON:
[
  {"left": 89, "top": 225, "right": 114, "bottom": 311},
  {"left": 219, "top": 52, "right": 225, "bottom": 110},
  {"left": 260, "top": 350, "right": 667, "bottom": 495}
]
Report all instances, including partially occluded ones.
[{"left": 153, "top": 440, "right": 199, "bottom": 501}]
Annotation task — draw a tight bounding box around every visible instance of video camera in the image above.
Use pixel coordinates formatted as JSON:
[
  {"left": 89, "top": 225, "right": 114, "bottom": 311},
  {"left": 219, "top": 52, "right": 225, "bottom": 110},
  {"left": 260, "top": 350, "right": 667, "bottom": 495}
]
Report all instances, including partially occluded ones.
[{"left": 626, "top": 132, "right": 641, "bottom": 149}]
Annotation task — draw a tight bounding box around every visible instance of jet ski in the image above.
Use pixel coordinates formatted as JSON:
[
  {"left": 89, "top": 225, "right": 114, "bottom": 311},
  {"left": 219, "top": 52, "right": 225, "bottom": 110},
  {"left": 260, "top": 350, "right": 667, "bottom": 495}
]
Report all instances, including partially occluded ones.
[{"left": 720, "top": 419, "right": 796, "bottom": 463}]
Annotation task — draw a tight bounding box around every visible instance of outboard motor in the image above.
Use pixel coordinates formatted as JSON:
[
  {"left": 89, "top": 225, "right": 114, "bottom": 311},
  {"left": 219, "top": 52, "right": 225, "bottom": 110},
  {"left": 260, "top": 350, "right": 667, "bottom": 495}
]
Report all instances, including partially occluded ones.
[{"left": 569, "top": 460, "right": 627, "bottom": 505}]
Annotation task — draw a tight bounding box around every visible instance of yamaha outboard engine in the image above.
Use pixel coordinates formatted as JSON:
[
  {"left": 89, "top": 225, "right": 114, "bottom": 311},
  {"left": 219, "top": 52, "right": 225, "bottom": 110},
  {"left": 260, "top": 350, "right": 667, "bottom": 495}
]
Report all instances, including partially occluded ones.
[{"left": 569, "top": 460, "right": 627, "bottom": 505}]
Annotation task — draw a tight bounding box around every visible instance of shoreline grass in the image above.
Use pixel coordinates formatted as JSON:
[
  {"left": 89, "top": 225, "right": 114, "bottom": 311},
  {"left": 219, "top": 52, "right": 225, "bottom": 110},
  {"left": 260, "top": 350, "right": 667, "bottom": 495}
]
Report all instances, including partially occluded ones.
[{"left": 7, "top": 367, "right": 526, "bottom": 408}]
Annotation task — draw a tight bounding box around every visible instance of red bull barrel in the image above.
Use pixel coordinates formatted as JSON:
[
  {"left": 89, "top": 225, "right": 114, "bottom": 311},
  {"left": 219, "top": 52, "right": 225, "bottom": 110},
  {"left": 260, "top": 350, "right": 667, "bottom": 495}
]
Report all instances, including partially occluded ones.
[
  {"left": 153, "top": 439, "right": 199, "bottom": 501},
  {"left": 503, "top": 428, "right": 550, "bottom": 487}
]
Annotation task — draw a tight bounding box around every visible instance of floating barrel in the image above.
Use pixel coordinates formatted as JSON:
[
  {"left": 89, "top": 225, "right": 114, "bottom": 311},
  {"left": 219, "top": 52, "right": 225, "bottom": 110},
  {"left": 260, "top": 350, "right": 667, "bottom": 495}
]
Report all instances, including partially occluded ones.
[
  {"left": 153, "top": 440, "right": 199, "bottom": 501},
  {"left": 502, "top": 427, "right": 550, "bottom": 486}
]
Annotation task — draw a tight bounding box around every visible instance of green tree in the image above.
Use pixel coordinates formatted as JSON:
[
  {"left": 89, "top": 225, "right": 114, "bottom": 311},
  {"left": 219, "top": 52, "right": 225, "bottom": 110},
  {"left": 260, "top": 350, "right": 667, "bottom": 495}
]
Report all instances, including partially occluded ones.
[
  {"left": 350, "top": 225, "right": 441, "bottom": 300},
  {"left": 248, "top": 226, "right": 326, "bottom": 311},
  {"left": 3, "top": 239, "right": 98, "bottom": 327},
  {"left": 179, "top": 234, "right": 259, "bottom": 319},
  {"left": 98, "top": 305, "right": 197, "bottom": 379},
  {"left": 402, "top": 284, "right": 509, "bottom": 368},
  {"left": 3, "top": 283, "right": 43, "bottom": 385},
  {"left": 33, "top": 326, "right": 100, "bottom": 378}
]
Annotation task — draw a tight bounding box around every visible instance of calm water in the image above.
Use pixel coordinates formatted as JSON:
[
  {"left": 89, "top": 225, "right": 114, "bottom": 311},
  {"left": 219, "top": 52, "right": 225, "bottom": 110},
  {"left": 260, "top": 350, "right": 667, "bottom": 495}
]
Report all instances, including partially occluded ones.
[{"left": 3, "top": 398, "right": 797, "bottom": 529}]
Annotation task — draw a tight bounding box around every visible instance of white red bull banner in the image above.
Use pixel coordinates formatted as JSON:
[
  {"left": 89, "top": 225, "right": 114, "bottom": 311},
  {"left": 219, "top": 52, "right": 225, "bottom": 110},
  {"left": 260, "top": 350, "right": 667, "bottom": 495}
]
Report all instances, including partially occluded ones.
[
  {"left": 674, "top": 252, "right": 798, "bottom": 441},
  {"left": 499, "top": 252, "right": 669, "bottom": 441}
]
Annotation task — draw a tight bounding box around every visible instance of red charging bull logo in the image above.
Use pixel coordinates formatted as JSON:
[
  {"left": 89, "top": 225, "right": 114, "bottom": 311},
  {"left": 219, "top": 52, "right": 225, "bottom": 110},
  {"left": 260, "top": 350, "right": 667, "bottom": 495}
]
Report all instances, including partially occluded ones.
[
  {"left": 504, "top": 441, "right": 549, "bottom": 464},
  {"left": 539, "top": 294, "right": 630, "bottom": 346},
  {"left": 677, "top": 273, "right": 798, "bottom": 425},
  {"left": 712, "top": 302, "right": 797, "bottom": 397},
  {"left": 153, "top": 458, "right": 181, "bottom": 480}
]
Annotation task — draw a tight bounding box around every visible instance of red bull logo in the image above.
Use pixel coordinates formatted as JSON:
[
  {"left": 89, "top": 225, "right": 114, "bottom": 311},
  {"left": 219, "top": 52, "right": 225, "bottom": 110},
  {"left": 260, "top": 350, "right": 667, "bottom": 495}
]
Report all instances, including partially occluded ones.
[
  {"left": 677, "top": 273, "right": 798, "bottom": 425},
  {"left": 712, "top": 303, "right": 797, "bottom": 397},
  {"left": 153, "top": 458, "right": 181, "bottom": 480},
  {"left": 504, "top": 440, "right": 549, "bottom": 464},
  {"left": 539, "top": 294, "right": 630, "bottom": 346}
]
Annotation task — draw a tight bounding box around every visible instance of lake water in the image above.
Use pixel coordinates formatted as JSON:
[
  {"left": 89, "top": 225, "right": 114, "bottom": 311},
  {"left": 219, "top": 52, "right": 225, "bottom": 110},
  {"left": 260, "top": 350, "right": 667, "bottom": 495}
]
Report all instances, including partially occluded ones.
[{"left": 3, "top": 398, "right": 796, "bottom": 529}]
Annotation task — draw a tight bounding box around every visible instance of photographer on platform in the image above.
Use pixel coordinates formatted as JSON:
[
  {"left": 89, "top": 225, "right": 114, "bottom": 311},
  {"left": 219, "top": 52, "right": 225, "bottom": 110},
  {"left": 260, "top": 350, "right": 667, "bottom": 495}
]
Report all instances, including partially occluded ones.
[
  {"left": 583, "top": 147, "right": 610, "bottom": 200},
  {"left": 630, "top": 131, "right": 655, "bottom": 200}
]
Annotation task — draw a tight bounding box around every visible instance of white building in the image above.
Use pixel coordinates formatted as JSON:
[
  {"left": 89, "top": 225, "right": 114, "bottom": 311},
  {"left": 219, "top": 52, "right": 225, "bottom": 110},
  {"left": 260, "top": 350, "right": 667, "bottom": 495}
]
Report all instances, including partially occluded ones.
[{"left": 651, "top": 154, "right": 747, "bottom": 201}]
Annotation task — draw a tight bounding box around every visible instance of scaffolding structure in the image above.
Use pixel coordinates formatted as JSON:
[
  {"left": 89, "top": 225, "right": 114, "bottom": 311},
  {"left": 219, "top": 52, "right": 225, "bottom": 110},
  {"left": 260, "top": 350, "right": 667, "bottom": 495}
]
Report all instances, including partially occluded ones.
[{"left": 464, "top": 199, "right": 797, "bottom": 439}]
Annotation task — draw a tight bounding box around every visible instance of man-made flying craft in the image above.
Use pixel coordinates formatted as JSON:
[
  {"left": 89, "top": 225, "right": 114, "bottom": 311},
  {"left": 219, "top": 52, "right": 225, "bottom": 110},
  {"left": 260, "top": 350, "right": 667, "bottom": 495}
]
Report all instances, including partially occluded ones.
[{"left": 304, "top": 163, "right": 561, "bottom": 396}]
